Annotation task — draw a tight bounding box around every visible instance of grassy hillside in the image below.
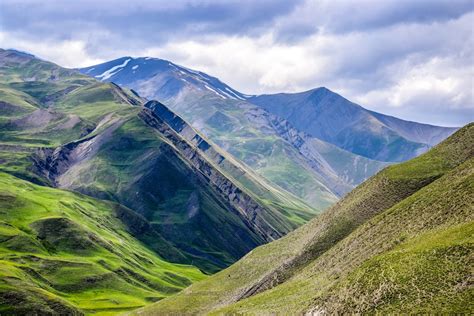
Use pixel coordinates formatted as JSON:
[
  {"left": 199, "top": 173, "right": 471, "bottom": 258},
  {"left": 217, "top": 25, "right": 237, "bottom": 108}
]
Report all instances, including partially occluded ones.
[
  {"left": 137, "top": 123, "right": 473, "bottom": 315},
  {"left": 0, "top": 171, "right": 205, "bottom": 315}
]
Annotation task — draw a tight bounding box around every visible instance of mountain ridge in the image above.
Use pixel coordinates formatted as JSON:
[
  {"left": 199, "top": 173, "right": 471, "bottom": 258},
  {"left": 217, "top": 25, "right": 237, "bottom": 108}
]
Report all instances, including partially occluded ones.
[
  {"left": 248, "top": 87, "right": 457, "bottom": 161},
  {"left": 80, "top": 57, "right": 410, "bottom": 206}
]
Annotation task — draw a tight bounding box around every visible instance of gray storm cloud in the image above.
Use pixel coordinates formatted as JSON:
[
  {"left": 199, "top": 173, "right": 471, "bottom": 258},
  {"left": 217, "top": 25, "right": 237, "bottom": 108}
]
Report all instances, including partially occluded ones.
[{"left": 0, "top": 0, "right": 472, "bottom": 126}]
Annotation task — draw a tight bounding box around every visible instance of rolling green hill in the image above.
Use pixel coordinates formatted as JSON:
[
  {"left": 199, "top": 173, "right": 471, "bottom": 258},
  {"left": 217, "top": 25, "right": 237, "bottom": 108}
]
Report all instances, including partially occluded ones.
[
  {"left": 137, "top": 123, "right": 473, "bottom": 315},
  {"left": 0, "top": 171, "right": 205, "bottom": 315}
]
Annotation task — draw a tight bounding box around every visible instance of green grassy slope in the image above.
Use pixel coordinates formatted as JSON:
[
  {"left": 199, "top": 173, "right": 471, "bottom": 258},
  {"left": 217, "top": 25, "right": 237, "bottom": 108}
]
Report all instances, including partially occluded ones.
[
  {"left": 138, "top": 123, "right": 473, "bottom": 315},
  {"left": 0, "top": 171, "right": 205, "bottom": 315}
]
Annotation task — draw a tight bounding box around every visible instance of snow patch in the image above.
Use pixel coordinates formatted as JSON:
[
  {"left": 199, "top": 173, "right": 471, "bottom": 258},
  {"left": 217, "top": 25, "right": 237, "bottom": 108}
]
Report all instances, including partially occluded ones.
[
  {"left": 182, "top": 66, "right": 199, "bottom": 75},
  {"left": 205, "top": 85, "right": 226, "bottom": 99},
  {"left": 182, "top": 66, "right": 209, "bottom": 80},
  {"left": 241, "top": 93, "right": 255, "bottom": 98},
  {"left": 217, "top": 88, "right": 236, "bottom": 100},
  {"left": 225, "top": 87, "right": 245, "bottom": 100},
  {"left": 132, "top": 65, "right": 139, "bottom": 70},
  {"left": 95, "top": 58, "right": 131, "bottom": 80},
  {"left": 85, "top": 67, "right": 95, "bottom": 74}
]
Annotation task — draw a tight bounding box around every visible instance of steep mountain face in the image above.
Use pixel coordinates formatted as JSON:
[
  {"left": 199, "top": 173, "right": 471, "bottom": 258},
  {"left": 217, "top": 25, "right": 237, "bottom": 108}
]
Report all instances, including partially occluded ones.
[
  {"left": 0, "top": 47, "right": 316, "bottom": 284},
  {"left": 137, "top": 123, "right": 473, "bottom": 315},
  {"left": 249, "top": 88, "right": 457, "bottom": 162},
  {"left": 80, "top": 57, "right": 392, "bottom": 206}
]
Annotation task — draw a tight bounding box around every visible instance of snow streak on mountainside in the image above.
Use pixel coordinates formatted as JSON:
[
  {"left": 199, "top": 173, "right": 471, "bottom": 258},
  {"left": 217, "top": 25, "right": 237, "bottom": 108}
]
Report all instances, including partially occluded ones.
[{"left": 81, "top": 56, "right": 250, "bottom": 101}]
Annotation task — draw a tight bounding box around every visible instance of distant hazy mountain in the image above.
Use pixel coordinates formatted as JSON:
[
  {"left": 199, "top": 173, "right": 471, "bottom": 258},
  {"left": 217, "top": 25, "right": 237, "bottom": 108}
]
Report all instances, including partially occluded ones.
[
  {"left": 80, "top": 57, "right": 403, "bottom": 206},
  {"left": 249, "top": 88, "right": 457, "bottom": 161}
]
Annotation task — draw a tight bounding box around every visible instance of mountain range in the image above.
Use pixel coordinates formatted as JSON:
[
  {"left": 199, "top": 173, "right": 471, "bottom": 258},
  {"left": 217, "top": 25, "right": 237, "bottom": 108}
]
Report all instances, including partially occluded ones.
[
  {"left": 80, "top": 56, "right": 456, "bottom": 205},
  {"left": 0, "top": 48, "right": 315, "bottom": 313}
]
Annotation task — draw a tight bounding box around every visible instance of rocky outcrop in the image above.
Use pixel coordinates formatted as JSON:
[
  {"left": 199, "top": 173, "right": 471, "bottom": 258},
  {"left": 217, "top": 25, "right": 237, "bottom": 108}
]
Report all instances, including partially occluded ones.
[
  {"left": 31, "top": 134, "right": 95, "bottom": 185},
  {"left": 110, "top": 82, "right": 145, "bottom": 106},
  {"left": 42, "top": 86, "right": 78, "bottom": 106},
  {"left": 31, "top": 115, "right": 123, "bottom": 186}
]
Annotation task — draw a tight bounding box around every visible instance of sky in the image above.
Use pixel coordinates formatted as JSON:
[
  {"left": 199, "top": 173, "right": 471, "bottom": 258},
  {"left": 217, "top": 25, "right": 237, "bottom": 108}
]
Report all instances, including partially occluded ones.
[{"left": 0, "top": 0, "right": 473, "bottom": 126}]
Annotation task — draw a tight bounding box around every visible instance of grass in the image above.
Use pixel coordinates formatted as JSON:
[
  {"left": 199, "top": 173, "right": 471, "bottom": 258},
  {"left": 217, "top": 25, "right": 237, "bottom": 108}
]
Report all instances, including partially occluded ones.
[
  {"left": 211, "top": 156, "right": 473, "bottom": 314},
  {"left": 0, "top": 171, "right": 205, "bottom": 315},
  {"left": 320, "top": 222, "right": 473, "bottom": 314}
]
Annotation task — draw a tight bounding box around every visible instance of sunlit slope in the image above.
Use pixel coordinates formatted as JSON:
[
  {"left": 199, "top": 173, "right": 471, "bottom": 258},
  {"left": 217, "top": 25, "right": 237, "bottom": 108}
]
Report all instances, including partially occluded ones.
[
  {"left": 139, "top": 123, "right": 473, "bottom": 315},
  {"left": 0, "top": 172, "right": 205, "bottom": 315}
]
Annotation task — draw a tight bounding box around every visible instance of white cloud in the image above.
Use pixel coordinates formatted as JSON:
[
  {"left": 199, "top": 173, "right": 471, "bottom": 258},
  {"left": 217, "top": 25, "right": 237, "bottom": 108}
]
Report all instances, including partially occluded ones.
[
  {"left": 0, "top": 32, "right": 103, "bottom": 67},
  {"left": 141, "top": 34, "right": 330, "bottom": 94}
]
